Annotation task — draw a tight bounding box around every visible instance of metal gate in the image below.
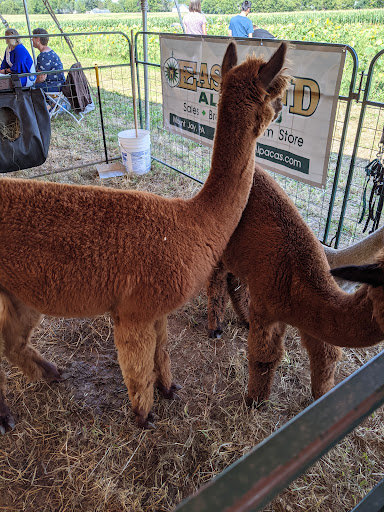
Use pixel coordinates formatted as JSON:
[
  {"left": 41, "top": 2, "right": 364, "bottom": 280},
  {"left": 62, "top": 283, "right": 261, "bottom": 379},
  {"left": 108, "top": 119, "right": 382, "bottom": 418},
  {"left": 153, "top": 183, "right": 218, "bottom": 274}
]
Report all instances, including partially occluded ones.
[
  {"left": 334, "top": 48, "right": 384, "bottom": 248},
  {"left": 175, "top": 350, "right": 384, "bottom": 512}
]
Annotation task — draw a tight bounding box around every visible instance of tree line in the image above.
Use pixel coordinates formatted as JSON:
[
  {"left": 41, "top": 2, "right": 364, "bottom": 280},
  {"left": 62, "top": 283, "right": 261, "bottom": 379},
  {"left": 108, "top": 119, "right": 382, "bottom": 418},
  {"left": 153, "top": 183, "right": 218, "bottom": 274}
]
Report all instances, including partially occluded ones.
[
  {"left": 0, "top": 0, "right": 381, "bottom": 15},
  {"left": 201, "top": 0, "right": 381, "bottom": 12}
]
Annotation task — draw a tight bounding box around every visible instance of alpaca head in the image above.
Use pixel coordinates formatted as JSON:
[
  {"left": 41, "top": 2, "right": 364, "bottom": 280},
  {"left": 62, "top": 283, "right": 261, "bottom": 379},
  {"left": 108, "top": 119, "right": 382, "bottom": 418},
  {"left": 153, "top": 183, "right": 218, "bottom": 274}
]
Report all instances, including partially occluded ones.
[
  {"left": 219, "top": 41, "right": 290, "bottom": 138},
  {"left": 331, "top": 249, "right": 384, "bottom": 331}
]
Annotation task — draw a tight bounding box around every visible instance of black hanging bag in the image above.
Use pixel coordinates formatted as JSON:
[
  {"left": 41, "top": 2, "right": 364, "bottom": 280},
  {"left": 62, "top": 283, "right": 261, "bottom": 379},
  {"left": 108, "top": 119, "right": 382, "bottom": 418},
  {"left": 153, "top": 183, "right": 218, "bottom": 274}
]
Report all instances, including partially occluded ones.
[{"left": 0, "top": 75, "right": 51, "bottom": 173}]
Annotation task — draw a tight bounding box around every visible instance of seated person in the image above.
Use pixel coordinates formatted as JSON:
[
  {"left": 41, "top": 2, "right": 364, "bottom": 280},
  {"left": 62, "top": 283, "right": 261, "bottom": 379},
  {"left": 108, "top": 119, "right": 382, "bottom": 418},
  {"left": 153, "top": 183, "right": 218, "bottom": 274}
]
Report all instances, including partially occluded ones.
[
  {"left": 0, "top": 28, "right": 36, "bottom": 87},
  {"left": 32, "top": 28, "right": 65, "bottom": 92}
]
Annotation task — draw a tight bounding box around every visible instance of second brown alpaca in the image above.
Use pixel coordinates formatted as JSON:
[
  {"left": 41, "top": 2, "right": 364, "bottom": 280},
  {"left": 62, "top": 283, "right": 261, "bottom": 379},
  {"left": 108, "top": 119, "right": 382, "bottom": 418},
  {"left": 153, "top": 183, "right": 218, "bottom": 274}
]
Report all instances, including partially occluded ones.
[{"left": 207, "top": 165, "right": 384, "bottom": 405}]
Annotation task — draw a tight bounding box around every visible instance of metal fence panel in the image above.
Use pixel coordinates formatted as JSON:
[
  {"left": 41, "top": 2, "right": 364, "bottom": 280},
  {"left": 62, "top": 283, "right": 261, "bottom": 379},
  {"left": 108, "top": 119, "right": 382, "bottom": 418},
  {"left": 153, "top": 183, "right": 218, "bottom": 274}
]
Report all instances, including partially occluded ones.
[
  {"left": 135, "top": 33, "right": 364, "bottom": 246},
  {"left": 175, "top": 350, "right": 384, "bottom": 512},
  {"left": 0, "top": 32, "right": 134, "bottom": 180},
  {"left": 335, "top": 48, "right": 384, "bottom": 248},
  {"left": 350, "top": 480, "right": 384, "bottom": 512}
]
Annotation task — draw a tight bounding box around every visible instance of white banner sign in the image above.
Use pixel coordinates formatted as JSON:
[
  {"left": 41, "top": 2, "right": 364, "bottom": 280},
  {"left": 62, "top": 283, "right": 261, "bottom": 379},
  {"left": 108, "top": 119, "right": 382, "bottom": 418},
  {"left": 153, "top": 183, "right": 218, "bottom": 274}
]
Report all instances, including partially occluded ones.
[{"left": 160, "top": 36, "right": 346, "bottom": 188}]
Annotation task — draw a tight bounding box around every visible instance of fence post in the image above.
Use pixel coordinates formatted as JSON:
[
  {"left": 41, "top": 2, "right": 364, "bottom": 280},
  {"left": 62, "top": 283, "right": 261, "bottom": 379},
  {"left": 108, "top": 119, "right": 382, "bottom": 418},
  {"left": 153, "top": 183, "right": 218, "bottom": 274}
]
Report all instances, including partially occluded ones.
[
  {"left": 22, "top": 0, "right": 37, "bottom": 64},
  {"left": 322, "top": 46, "right": 359, "bottom": 246}
]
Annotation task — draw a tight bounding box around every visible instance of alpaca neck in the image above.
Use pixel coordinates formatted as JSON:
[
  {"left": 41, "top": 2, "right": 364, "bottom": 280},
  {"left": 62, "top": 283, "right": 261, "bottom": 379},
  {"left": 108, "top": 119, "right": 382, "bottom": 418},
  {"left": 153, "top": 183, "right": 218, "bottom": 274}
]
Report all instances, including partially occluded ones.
[
  {"left": 293, "top": 286, "right": 383, "bottom": 348},
  {"left": 191, "top": 107, "right": 258, "bottom": 224}
]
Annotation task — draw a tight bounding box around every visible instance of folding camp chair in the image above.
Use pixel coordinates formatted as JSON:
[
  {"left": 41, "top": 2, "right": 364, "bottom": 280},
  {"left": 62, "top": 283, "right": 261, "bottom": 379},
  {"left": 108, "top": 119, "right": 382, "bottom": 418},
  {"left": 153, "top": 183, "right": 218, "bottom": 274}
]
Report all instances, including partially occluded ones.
[{"left": 44, "top": 89, "right": 84, "bottom": 124}]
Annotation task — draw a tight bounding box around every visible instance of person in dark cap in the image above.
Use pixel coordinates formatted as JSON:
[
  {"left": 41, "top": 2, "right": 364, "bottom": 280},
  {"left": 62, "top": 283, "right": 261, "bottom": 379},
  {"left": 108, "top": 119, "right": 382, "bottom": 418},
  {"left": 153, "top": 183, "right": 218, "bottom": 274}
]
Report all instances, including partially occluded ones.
[{"left": 228, "top": 1, "right": 253, "bottom": 38}]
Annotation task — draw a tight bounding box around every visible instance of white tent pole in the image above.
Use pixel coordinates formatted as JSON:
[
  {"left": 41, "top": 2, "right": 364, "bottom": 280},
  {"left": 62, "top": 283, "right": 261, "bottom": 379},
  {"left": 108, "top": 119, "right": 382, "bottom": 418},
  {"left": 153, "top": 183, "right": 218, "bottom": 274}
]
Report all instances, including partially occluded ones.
[{"left": 22, "top": 0, "right": 37, "bottom": 65}]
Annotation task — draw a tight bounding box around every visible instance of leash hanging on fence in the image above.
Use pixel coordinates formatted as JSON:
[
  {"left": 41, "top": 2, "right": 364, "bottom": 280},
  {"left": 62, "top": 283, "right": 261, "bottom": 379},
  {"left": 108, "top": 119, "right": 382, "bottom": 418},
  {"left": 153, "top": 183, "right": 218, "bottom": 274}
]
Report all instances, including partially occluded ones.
[{"left": 359, "top": 126, "right": 384, "bottom": 233}]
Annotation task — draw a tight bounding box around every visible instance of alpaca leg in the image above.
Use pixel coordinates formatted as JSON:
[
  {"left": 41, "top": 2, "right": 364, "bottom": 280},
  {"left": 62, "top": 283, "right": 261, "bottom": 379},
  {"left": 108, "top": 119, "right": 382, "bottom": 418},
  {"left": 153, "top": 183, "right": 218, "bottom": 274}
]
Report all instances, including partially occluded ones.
[
  {"left": 207, "top": 261, "right": 229, "bottom": 338},
  {"left": 153, "top": 315, "right": 181, "bottom": 399},
  {"left": 0, "top": 331, "right": 15, "bottom": 434},
  {"left": 0, "top": 295, "right": 13, "bottom": 433},
  {"left": 227, "top": 273, "right": 250, "bottom": 327},
  {"left": 2, "top": 293, "right": 61, "bottom": 382},
  {"left": 247, "top": 313, "right": 286, "bottom": 406},
  {"left": 0, "top": 363, "right": 14, "bottom": 434},
  {"left": 113, "top": 317, "right": 157, "bottom": 428},
  {"left": 300, "top": 331, "right": 343, "bottom": 400}
]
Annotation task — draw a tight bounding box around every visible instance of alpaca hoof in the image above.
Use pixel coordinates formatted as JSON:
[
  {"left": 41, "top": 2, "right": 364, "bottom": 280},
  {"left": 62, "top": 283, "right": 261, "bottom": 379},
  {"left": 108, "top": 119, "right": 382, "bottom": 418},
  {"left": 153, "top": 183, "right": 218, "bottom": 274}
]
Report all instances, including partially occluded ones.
[
  {"left": 139, "top": 419, "right": 156, "bottom": 430},
  {"left": 245, "top": 395, "right": 255, "bottom": 407},
  {"left": 312, "top": 385, "right": 333, "bottom": 402},
  {"left": 0, "top": 404, "right": 15, "bottom": 434},
  {"left": 135, "top": 411, "right": 156, "bottom": 430},
  {"left": 208, "top": 329, "right": 222, "bottom": 339},
  {"left": 36, "top": 359, "right": 63, "bottom": 382},
  {"left": 48, "top": 367, "right": 64, "bottom": 382},
  {"left": 157, "top": 382, "right": 182, "bottom": 400}
]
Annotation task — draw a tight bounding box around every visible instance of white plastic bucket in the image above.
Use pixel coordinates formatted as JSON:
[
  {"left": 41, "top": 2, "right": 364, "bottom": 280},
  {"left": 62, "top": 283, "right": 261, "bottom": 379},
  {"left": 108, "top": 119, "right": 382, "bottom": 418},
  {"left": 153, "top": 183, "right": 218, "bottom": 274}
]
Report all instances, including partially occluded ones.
[{"left": 118, "top": 129, "right": 151, "bottom": 175}]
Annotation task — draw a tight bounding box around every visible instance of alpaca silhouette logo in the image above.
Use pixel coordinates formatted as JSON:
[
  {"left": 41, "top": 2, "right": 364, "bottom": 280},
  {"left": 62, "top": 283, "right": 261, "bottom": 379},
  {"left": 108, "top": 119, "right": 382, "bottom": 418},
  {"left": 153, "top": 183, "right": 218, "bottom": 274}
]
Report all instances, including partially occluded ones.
[{"left": 164, "top": 54, "right": 180, "bottom": 88}]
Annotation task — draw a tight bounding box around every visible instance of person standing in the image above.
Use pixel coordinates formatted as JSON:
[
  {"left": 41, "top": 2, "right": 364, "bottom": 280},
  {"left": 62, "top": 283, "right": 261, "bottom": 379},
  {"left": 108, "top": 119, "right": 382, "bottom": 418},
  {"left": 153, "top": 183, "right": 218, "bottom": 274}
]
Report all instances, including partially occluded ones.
[
  {"left": 228, "top": 1, "right": 253, "bottom": 38},
  {"left": 32, "top": 27, "right": 65, "bottom": 92},
  {"left": 183, "top": 0, "right": 207, "bottom": 36}
]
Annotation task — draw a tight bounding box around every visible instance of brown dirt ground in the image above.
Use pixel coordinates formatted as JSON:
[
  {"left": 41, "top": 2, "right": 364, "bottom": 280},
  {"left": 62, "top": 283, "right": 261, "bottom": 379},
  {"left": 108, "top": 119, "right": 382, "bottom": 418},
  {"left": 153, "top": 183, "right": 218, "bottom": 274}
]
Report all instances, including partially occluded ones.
[{"left": 0, "top": 162, "right": 383, "bottom": 512}]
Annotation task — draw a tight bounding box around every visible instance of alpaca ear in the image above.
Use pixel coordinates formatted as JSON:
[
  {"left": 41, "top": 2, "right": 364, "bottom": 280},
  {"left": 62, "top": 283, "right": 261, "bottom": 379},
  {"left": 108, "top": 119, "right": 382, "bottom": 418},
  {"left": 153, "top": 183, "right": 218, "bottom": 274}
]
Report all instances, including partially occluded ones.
[
  {"left": 330, "top": 264, "right": 384, "bottom": 287},
  {"left": 221, "top": 42, "right": 238, "bottom": 79},
  {"left": 258, "top": 42, "right": 287, "bottom": 90}
]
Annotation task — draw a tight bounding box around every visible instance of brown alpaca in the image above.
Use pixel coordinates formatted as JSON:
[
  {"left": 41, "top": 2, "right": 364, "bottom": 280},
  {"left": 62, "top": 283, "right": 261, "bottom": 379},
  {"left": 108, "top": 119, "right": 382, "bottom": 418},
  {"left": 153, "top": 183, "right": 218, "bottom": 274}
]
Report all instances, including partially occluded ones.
[
  {"left": 209, "top": 220, "right": 384, "bottom": 329},
  {"left": 207, "top": 165, "right": 384, "bottom": 406},
  {"left": 0, "top": 42, "right": 290, "bottom": 433}
]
